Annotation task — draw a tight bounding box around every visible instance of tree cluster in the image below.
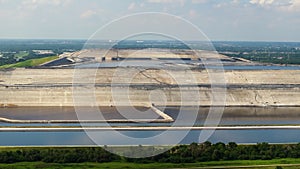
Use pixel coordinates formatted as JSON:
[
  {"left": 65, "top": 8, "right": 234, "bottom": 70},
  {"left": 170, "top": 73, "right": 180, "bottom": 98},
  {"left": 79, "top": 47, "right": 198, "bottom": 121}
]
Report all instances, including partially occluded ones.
[
  {"left": 148, "top": 142, "right": 300, "bottom": 163},
  {"left": 0, "top": 147, "right": 120, "bottom": 163},
  {"left": 0, "top": 142, "right": 300, "bottom": 164}
]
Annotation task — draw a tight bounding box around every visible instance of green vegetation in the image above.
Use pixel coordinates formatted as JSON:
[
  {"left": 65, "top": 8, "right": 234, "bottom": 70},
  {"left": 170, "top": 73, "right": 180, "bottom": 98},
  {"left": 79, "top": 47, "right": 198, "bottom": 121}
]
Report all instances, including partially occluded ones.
[
  {"left": 0, "top": 39, "right": 84, "bottom": 66},
  {"left": 14, "top": 51, "right": 29, "bottom": 61},
  {"left": 224, "top": 52, "right": 300, "bottom": 65},
  {"left": 214, "top": 41, "right": 300, "bottom": 65},
  {"left": 0, "top": 142, "right": 299, "bottom": 168},
  {"left": 0, "top": 160, "right": 300, "bottom": 169},
  {"left": 0, "top": 55, "right": 58, "bottom": 69}
]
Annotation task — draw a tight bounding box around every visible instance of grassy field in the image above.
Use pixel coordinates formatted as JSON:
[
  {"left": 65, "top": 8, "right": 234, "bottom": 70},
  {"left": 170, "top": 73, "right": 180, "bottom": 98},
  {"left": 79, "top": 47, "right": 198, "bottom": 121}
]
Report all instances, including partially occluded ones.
[
  {"left": 0, "top": 55, "right": 58, "bottom": 69},
  {"left": 0, "top": 159, "right": 299, "bottom": 169}
]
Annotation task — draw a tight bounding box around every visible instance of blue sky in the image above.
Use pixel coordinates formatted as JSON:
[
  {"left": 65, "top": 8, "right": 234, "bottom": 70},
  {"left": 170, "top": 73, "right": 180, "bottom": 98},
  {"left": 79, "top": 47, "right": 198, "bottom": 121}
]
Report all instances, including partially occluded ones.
[{"left": 0, "top": 0, "right": 299, "bottom": 41}]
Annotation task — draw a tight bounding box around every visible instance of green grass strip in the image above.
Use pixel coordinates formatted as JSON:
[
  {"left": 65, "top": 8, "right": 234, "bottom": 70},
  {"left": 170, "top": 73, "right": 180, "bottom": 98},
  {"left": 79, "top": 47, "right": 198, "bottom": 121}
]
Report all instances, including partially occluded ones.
[
  {"left": 0, "top": 55, "right": 58, "bottom": 69},
  {"left": 0, "top": 159, "right": 300, "bottom": 169}
]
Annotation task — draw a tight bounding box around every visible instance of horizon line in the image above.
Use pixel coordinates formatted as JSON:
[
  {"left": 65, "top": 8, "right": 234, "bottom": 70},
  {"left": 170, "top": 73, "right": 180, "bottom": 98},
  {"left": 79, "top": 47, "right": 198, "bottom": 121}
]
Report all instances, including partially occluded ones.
[{"left": 0, "top": 38, "right": 299, "bottom": 43}]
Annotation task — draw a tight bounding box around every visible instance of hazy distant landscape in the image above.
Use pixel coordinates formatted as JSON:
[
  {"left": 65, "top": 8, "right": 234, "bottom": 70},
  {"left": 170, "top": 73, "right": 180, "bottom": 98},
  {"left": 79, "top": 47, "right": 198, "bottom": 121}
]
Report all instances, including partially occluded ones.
[{"left": 1, "top": 40, "right": 300, "bottom": 68}]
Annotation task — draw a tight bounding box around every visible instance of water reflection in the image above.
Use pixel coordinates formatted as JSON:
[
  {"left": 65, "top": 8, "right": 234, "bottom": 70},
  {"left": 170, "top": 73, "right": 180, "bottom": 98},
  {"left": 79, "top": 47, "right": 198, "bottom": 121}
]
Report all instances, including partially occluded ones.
[
  {"left": 0, "top": 130, "right": 299, "bottom": 146},
  {"left": 1, "top": 106, "right": 300, "bottom": 126},
  {"left": 0, "top": 106, "right": 300, "bottom": 145}
]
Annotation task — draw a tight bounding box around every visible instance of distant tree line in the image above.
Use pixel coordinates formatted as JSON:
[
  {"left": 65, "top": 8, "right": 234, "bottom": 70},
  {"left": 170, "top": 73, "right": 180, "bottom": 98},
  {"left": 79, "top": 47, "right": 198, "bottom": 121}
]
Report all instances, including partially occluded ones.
[
  {"left": 0, "top": 147, "right": 119, "bottom": 163},
  {"left": 0, "top": 39, "right": 85, "bottom": 66},
  {"left": 223, "top": 52, "right": 300, "bottom": 64},
  {"left": 0, "top": 51, "right": 56, "bottom": 66},
  {"left": 0, "top": 142, "right": 300, "bottom": 164}
]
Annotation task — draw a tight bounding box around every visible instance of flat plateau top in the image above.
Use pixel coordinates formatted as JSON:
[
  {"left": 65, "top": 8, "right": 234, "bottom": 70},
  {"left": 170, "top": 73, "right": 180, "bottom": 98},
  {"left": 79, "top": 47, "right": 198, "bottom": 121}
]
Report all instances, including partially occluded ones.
[{"left": 1, "top": 68, "right": 300, "bottom": 86}]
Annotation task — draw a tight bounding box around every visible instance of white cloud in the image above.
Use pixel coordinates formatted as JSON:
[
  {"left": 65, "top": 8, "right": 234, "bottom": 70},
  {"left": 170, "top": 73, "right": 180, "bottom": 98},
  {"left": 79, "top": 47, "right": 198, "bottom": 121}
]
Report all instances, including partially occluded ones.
[
  {"left": 147, "top": 0, "right": 186, "bottom": 6},
  {"left": 80, "top": 10, "right": 96, "bottom": 19},
  {"left": 0, "top": 0, "right": 9, "bottom": 3},
  {"left": 22, "top": 0, "right": 62, "bottom": 7},
  {"left": 250, "top": 0, "right": 292, "bottom": 8},
  {"left": 128, "top": 2, "right": 136, "bottom": 10},
  {"left": 250, "top": 0, "right": 300, "bottom": 12},
  {"left": 231, "top": 0, "right": 240, "bottom": 4},
  {"left": 148, "top": 0, "right": 177, "bottom": 3},
  {"left": 191, "top": 0, "right": 207, "bottom": 4},
  {"left": 213, "top": 2, "right": 228, "bottom": 8},
  {"left": 281, "top": 0, "right": 300, "bottom": 12},
  {"left": 19, "top": 0, "right": 72, "bottom": 10},
  {"left": 250, "top": 0, "right": 275, "bottom": 6},
  {"left": 189, "top": 9, "right": 197, "bottom": 18}
]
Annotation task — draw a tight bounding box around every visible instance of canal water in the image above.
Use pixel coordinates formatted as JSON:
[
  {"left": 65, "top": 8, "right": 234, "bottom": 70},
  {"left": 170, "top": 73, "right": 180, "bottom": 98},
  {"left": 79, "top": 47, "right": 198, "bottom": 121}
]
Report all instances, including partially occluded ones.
[
  {"left": 0, "top": 106, "right": 300, "bottom": 145},
  {"left": 1, "top": 107, "right": 300, "bottom": 126},
  {"left": 0, "top": 130, "right": 299, "bottom": 146}
]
